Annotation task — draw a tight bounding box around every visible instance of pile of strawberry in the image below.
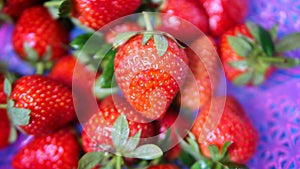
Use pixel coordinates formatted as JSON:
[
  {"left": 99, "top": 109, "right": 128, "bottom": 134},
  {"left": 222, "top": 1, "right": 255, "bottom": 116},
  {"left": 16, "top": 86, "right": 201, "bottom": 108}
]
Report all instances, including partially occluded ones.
[{"left": 1, "top": 0, "right": 300, "bottom": 168}]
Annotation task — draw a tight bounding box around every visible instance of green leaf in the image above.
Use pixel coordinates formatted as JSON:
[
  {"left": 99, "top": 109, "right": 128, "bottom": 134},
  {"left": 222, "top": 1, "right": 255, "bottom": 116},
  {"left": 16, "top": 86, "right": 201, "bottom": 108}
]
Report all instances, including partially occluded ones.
[
  {"left": 112, "top": 114, "right": 130, "bottom": 151},
  {"left": 208, "top": 145, "right": 220, "bottom": 161},
  {"left": 0, "top": 13, "right": 13, "bottom": 23},
  {"left": 179, "top": 135, "right": 202, "bottom": 161},
  {"left": 159, "top": 128, "right": 171, "bottom": 147},
  {"left": 131, "top": 144, "right": 163, "bottom": 160},
  {"left": 179, "top": 150, "right": 197, "bottom": 166},
  {"left": 78, "top": 152, "right": 104, "bottom": 169},
  {"left": 220, "top": 141, "right": 232, "bottom": 159},
  {"left": 70, "top": 33, "right": 93, "bottom": 50},
  {"left": 42, "top": 46, "right": 52, "bottom": 61},
  {"left": 233, "top": 71, "right": 253, "bottom": 86},
  {"left": 270, "top": 23, "right": 279, "bottom": 41},
  {"left": 122, "top": 130, "right": 141, "bottom": 153},
  {"left": 8, "top": 126, "right": 17, "bottom": 143},
  {"left": 276, "top": 33, "right": 300, "bottom": 52},
  {"left": 227, "top": 36, "right": 252, "bottom": 57},
  {"left": 246, "top": 22, "right": 275, "bottom": 56},
  {"left": 113, "top": 32, "right": 138, "bottom": 48},
  {"left": 97, "top": 49, "right": 117, "bottom": 88},
  {"left": 252, "top": 71, "right": 265, "bottom": 86},
  {"left": 154, "top": 34, "right": 168, "bottom": 57},
  {"left": 142, "top": 32, "right": 153, "bottom": 45},
  {"left": 58, "top": 0, "right": 71, "bottom": 17},
  {"left": 191, "top": 160, "right": 214, "bottom": 169},
  {"left": 229, "top": 60, "right": 250, "bottom": 71},
  {"left": 24, "top": 42, "right": 39, "bottom": 61},
  {"left": 94, "top": 44, "right": 113, "bottom": 59},
  {"left": 4, "top": 78, "right": 12, "bottom": 97},
  {"left": 9, "top": 107, "right": 31, "bottom": 126}
]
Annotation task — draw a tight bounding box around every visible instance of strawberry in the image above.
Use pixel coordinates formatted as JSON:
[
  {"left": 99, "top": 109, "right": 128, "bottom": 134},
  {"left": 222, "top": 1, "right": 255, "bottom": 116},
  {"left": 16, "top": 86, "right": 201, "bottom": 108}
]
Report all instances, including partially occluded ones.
[
  {"left": 199, "top": 0, "right": 248, "bottom": 36},
  {"left": 71, "top": 0, "right": 142, "bottom": 30},
  {"left": 220, "top": 22, "right": 300, "bottom": 85},
  {"left": 0, "top": 75, "right": 13, "bottom": 149},
  {"left": 12, "top": 6, "right": 69, "bottom": 61},
  {"left": 82, "top": 94, "right": 157, "bottom": 152},
  {"left": 180, "top": 36, "right": 219, "bottom": 110},
  {"left": 2, "top": 0, "right": 41, "bottom": 19},
  {"left": 148, "top": 164, "right": 179, "bottom": 169},
  {"left": 12, "top": 127, "right": 81, "bottom": 169},
  {"left": 105, "top": 22, "right": 142, "bottom": 44},
  {"left": 114, "top": 32, "right": 188, "bottom": 120},
  {"left": 158, "top": 0, "right": 208, "bottom": 40},
  {"left": 191, "top": 96, "right": 258, "bottom": 164},
  {"left": 9, "top": 75, "right": 76, "bottom": 136}
]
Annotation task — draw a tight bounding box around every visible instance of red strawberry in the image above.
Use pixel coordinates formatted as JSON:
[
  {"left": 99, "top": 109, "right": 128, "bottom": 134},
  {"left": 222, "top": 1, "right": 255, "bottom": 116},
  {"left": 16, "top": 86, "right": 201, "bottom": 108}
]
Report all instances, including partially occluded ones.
[
  {"left": 12, "top": 127, "right": 81, "bottom": 169},
  {"left": 199, "top": 0, "right": 248, "bottom": 36},
  {"left": 191, "top": 96, "right": 258, "bottom": 164},
  {"left": 0, "top": 75, "right": 12, "bottom": 149},
  {"left": 71, "top": 0, "right": 141, "bottom": 30},
  {"left": 114, "top": 33, "right": 188, "bottom": 120},
  {"left": 220, "top": 23, "right": 300, "bottom": 85},
  {"left": 2, "top": 0, "right": 41, "bottom": 19},
  {"left": 105, "top": 22, "right": 142, "bottom": 44},
  {"left": 148, "top": 164, "right": 179, "bottom": 169},
  {"left": 10, "top": 75, "right": 76, "bottom": 136},
  {"left": 159, "top": 0, "right": 208, "bottom": 40},
  {"left": 12, "top": 6, "right": 69, "bottom": 61},
  {"left": 180, "top": 36, "right": 219, "bottom": 110},
  {"left": 82, "top": 94, "right": 157, "bottom": 152}
]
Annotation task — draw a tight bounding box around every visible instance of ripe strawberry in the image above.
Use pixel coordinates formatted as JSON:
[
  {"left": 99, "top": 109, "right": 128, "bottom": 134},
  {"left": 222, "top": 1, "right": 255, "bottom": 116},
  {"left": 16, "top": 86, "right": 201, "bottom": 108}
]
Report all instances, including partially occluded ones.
[
  {"left": 191, "top": 96, "right": 258, "bottom": 164},
  {"left": 0, "top": 75, "right": 12, "bottom": 149},
  {"left": 180, "top": 36, "right": 219, "bottom": 110},
  {"left": 199, "top": 0, "right": 248, "bottom": 36},
  {"left": 159, "top": 0, "right": 208, "bottom": 40},
  {"left": 10, "top": 75, "right": 76, "bottom": 136},
  {"left": 220, "top": 23, "right": 300, "bottom": 85},
  {"left": 114, "top": 33, "right": 188, "bottom": 120},
  {"left": 12, "top": 6, "right": 69, "bottom": 61},
  {"left": 105, "top": 22, "right": 142, "bottom": 44},
  {"left": 12, "top": 127, "right": 81, "bottom": 169},
  {"left": 71, "top": 0, "right": 142, "bottom": 30},
  {"left": 2, "top": 0, "right": 41, "bottom": 19},
  {"left": 82, "top": 94, "right": 157, "bottom": 152},
  {"left": 148, "top": 164, "right": 179, "bottom": 169}
]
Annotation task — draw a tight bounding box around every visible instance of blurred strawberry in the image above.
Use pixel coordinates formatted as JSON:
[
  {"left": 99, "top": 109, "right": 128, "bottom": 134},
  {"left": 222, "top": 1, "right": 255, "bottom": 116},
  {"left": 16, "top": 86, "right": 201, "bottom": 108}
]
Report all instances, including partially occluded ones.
[
  {"left": 159, "top": 0, "right": 208, "bottom": 41},
  {"left": 148, "top": 164, "right": 179, "bottom": 169},
  {"left": 199, "top": 0, "right": 248, "bottom": 36},
  {"left": 9, "top": 75, "right": 76, "bottom": 136},
  {"left": 12, "top": 127, "right": 81, "bottom": 169},
  {"left": 2, "top": 0, "right": 41, "bottom": 19},
  {"left": 12, "top": 6, "right": 69, "bottom": 62},
  {"left": 71, "top": 0, "right": 142, "bottom": 30},
  {"left": 180, "top": 36, "right": 219, "bottom": 110},
  {"left": 191, "top": 96, "right": 258, "bottom": 164},
  {"left": 114, "top": 32, "right": 188, "bottom": 120}
]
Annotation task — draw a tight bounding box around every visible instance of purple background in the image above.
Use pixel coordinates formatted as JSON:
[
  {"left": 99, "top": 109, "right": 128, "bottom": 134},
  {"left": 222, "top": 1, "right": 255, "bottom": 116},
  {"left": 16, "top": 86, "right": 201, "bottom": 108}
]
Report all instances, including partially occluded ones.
[{"left": 0, "top": 0, "right": 300, "bottom": 168}]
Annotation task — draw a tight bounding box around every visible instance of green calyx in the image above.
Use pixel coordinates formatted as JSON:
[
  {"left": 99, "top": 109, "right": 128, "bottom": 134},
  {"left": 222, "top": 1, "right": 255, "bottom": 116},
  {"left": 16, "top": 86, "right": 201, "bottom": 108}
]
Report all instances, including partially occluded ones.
[
  {"left": 179, "top": 132, "right": 248, "bottom": 169},
  {"left": 23, "top": 42, "right": 53, "bottom": 75},
  {"left": 78, "top": 114, "right": 163, "bottom": 169},
  {"left": 228, "top": 21, "right": 300, "bottom": 86}
]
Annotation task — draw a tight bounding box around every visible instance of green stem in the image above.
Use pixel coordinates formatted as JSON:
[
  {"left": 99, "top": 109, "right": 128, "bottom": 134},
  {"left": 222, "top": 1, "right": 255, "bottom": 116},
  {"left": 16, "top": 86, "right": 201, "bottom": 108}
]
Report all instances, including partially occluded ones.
[
  {"left": 44, "top": 1, "right": 63, "bottom": 7},
  {"left": 0, "top": 104, "right": 7, "bottom": 109},
  {"left": 36, "top": 62, "right": 44, "bottom": 75},
  {"left": 259, "top": 57, "right": 287, "bottom": 63},
  {"left": 116, "top": 153, "right": 122, "bottom": 169},
  {"left": 143, "top": 12, "right": 153, "bottom": 31}
]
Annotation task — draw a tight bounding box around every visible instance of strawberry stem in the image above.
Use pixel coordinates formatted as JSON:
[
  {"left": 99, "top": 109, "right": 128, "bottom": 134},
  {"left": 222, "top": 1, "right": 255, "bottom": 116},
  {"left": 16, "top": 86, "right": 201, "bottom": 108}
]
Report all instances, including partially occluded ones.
[
  {"left": 0, "top": 104, "right": 7, "bottom": 109},
  {"left": 36, "top": 62, "right": 44, "bottom": 75},
  {"left": 116, "top": 153, "right": 122, "bottom": 169},
  {"left": 44, "top": 1, "right": 64, "bottom": 7},
  {"left": 143, "top": 12, "right": 153, "bottom": 31}
]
